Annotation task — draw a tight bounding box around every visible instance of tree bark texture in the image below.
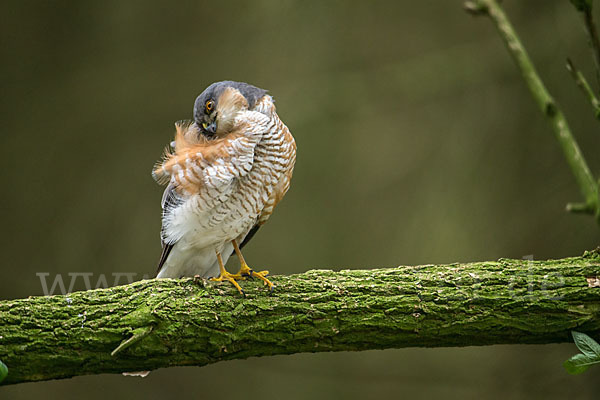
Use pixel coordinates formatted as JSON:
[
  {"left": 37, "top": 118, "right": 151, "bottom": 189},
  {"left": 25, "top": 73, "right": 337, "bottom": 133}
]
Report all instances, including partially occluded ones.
[{"left": 1, "top": 251, "right": 599, "bottom": 385}]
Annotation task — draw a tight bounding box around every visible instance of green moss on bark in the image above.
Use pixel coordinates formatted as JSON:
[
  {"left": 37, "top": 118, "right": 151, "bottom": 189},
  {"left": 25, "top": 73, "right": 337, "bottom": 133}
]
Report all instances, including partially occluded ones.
[{"left": 1, "top": 252, "right": 599, "bottom": 385}]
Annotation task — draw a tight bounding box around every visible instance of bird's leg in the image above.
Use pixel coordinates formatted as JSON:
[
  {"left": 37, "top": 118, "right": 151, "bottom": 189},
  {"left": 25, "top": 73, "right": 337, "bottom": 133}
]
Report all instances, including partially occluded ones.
[
  {"left": 210, "top": 251, "right": 245, "bottom": 296},
  {"left": 231, "top": 240, "right": 274, "bottom": 290}
]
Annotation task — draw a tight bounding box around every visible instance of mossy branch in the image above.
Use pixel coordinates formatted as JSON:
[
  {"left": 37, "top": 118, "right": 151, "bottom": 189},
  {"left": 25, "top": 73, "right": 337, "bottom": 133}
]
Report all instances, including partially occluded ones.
[
  {"left": 464, "top": 0, "right": 600, "bottom": 223},
  {"left": 1, "top": 252, "right": 600, "bottom": 385}
]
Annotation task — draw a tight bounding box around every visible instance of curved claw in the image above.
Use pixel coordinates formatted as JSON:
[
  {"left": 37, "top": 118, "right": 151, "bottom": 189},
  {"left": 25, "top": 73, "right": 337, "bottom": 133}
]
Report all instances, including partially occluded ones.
[
  {"left": 233, "top": 263, "right": 273, "bottom": 290},
  {"left": 210, "top": 273, "right": 246, "bottom": 297},
  {"left": 248, "top": 268, "right": 274, "bottom": 291}
]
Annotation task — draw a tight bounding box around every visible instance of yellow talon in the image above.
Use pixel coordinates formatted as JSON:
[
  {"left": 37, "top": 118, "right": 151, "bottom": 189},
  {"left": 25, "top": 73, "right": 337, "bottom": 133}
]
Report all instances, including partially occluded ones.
[
  {"left": 211, "top": 251, "right": 246, "bottom": 296},
  {"left": 235, "top": 263, "right": 274, "bottom": 290},
  {"left": 210, "top": 271, "right": 246, "bottom": 296},
  {"left": 231, "top": 239, "right": 275, "bottom": 291},
  {"left": 211, "top": 241, "right": 275, "bottom": 296}
]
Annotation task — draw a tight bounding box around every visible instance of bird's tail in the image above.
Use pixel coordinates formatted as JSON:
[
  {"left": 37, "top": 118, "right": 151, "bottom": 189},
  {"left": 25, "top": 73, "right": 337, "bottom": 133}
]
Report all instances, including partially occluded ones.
[{"left": 156, "top": 242, "right": 233, "bottom": 279}]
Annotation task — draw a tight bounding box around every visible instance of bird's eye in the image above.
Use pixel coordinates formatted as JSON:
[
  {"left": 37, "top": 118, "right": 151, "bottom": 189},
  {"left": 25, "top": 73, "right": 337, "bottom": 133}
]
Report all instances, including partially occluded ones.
[{"left": 205, "top": 100, "right": 214, "bottom": 112}]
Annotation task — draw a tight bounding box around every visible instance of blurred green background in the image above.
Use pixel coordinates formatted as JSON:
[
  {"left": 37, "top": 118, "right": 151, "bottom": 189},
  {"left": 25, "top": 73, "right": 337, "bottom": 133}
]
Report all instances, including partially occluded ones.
[{"left": 2, "top": 0, "right": 600, "bottom": 398}]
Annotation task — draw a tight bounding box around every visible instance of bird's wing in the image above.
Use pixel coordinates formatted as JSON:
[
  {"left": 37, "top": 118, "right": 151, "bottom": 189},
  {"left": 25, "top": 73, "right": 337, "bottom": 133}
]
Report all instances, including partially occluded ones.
[
  {"left": 233, "top": 114, "right": 296, "bottom": 253},
  {"left": 235, "top": 224, "right": 260, "bottom": 254},
  {"left": 233, "top": 158, "right": 292, "bottom": 256},
  {"left": 258, "top": 126, "right": 296, "bottom": 226},
  {"left": 156, "top": 183, "right": 179, "bottom": 275}
]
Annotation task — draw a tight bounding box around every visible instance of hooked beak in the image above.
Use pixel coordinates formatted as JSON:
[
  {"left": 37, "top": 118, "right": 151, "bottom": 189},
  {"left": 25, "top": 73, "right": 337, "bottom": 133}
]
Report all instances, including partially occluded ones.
[{"left": 202, "top": 121, "right": 217, "bottom": 134}]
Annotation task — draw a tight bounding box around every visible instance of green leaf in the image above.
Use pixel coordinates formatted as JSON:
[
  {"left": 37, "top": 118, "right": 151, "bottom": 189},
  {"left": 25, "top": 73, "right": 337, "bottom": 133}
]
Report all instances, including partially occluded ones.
[
  {"left": 0, "top": 360, "right": 7, "bottom": 383},
  {"left": 564, "top": 353, "right": 594, "bottom": 375},
  {"left": 570, "top": 0, "right": 593, "bottom": 12},
  {"left": 572, "top": 331, "right": 600, "bottom": 358},
  {"left": 564, "top": 332, "right": 600, "bottom": 375}
]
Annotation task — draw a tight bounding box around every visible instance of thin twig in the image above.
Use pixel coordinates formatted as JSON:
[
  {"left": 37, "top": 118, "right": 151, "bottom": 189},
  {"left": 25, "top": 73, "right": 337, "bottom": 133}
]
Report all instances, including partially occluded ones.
[
  {"left": 567, "top": 201, "right": 596, "bottom": 214},
  {"left": 111, "top": 326, "right": 154, "bottom": 357},
  {"left": 580, "top": 2, "right": 600, "bottom": 87},
  {"left": 566, "top": 58, "right": 600, "bottom": 119},
  {"left": 465, "top": 0, "right": 600, "bottom": 222}
]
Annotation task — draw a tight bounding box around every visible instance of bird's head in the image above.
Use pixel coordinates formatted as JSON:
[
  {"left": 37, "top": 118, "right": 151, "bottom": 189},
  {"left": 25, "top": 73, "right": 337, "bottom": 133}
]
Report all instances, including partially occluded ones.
[{"left": 193, "top": 81, "right": 267, "bottom": 138}]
